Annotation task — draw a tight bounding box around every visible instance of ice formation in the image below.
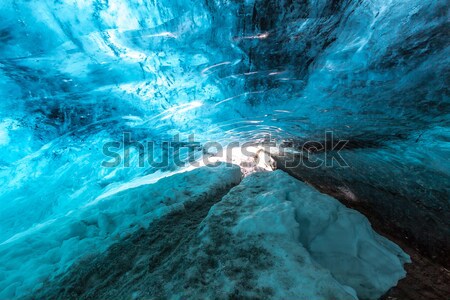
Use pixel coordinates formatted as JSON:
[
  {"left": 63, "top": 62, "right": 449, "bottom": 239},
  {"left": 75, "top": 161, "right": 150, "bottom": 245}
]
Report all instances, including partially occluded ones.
[
  {"left": 191, "top": 170, "right": 410, "bottom": 300},
  {"left": 0, "top": 0, "right": 448, "bottom": 299}
]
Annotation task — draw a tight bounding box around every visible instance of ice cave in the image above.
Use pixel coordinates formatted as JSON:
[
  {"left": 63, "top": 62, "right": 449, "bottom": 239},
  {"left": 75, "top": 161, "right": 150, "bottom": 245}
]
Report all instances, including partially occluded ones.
[{"left": 0, "top": 0, "right": 449, "bottom": 299}]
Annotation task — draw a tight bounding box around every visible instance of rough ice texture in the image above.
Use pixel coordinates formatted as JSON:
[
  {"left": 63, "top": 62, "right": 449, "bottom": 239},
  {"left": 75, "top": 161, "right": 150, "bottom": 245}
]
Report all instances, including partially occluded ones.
[
  {"left": 197, "top": 170, "right": 410, "bottom": 300},
  {"left": 0, "top": 163, "right": 241, "bottom": 299},
  {"left": 30, "top": 169, "right": 409, "bottom": 300}
]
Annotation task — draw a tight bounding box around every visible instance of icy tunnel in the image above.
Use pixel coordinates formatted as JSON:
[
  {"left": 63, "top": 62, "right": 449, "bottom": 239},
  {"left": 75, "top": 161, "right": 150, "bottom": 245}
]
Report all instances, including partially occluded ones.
[{"left": 0, "top": 0, "right": 449, "bottom": 299}]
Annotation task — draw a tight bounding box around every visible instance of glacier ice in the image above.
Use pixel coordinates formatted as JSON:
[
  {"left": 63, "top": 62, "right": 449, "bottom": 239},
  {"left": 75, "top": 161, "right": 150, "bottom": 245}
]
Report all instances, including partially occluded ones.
[{"left": 0, "top": 0, "right": 448, "bottom": 299}]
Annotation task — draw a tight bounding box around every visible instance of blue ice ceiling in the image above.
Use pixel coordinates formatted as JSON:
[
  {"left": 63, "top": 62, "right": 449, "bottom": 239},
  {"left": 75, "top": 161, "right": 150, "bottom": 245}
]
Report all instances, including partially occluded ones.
[{"left": 0, "top": 0, "right": 449, "bottom": 276}]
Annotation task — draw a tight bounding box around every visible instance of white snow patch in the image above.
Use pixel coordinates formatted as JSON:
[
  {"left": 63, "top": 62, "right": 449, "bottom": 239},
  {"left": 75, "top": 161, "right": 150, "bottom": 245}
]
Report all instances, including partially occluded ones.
[{"left": 194, "top": 170, "right": 410, "bottom": 300}]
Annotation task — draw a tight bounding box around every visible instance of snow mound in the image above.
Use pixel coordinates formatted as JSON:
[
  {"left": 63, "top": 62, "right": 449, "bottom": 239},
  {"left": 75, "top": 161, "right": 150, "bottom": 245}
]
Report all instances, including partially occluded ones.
[
  {"left": 0, "top": 163, "right": 241, "bottom": 299},
  {"left": 194, "top": 170, "right": 410, "bottom": 300}
]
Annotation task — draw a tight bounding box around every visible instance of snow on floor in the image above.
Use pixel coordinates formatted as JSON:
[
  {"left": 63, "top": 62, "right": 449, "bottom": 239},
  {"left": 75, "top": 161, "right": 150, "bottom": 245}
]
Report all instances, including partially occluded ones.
[
  {"left": 29, "top": 169, "right": 357, "bottom": 300},
  {"left": 189, "top": 170, "right": 410, "bottom": 300},
  {"left": 0, "top": 164, "right": 409, "bottom": 299},
  {"left": 0, "top": 163, "right": 241, "bottom": 299}
]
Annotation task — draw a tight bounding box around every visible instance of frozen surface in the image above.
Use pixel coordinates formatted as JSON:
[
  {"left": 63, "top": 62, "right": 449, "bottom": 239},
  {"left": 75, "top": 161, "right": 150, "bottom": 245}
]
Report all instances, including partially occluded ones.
[
  {"left": 0, "top": 163, "right": 241, "bottom": 299},
  {"left": 198, "top": 170, "right": 409, "bottom": 300}
]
